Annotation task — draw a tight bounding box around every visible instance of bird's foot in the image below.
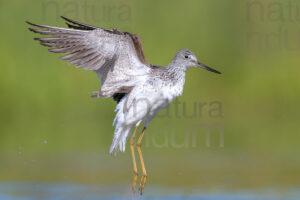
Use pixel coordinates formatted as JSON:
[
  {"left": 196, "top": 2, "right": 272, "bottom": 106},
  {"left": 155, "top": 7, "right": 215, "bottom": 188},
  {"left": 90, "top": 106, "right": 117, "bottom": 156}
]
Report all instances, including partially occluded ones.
[
  {"left": 132, "top": 172, "right": 138, "bottom": 193},
  {"left": 139, "top": 175, "right": 147, "bottom": 195}
]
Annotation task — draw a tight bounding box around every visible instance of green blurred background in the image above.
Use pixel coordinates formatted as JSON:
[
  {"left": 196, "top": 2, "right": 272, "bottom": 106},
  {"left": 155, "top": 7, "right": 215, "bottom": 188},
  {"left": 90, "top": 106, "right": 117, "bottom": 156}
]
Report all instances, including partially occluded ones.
[{"left": 0, "top": 0, "right": 299, "bottom": 196}]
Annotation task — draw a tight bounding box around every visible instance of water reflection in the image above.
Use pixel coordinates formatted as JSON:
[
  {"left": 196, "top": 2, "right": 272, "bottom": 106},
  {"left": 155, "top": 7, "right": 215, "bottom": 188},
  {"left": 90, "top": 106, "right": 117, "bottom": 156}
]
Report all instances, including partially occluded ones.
[{"left": 0, "top": 182, "right": 298, "bottom": 200}]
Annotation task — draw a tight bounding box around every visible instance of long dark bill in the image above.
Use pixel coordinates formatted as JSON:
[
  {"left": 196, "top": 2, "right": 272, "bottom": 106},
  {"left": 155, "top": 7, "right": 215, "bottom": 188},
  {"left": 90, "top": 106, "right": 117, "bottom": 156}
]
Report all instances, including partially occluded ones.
[{"left": 197, "top": 61, "right": 221, "bottom": 74}]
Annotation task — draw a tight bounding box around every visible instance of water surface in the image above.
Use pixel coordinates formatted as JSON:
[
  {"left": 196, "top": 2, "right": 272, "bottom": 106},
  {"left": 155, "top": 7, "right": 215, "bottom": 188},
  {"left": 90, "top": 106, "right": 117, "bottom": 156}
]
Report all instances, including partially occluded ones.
[{"left": 0, "top": 182, "right": 298, "bottom": 200}]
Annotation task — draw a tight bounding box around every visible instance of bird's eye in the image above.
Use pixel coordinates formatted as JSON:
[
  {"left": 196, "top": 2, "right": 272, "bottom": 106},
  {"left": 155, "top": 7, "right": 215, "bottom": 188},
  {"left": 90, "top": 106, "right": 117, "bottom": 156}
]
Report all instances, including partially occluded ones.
[{"left": 185, "top": 55, "right": 189, "bottom": 59}]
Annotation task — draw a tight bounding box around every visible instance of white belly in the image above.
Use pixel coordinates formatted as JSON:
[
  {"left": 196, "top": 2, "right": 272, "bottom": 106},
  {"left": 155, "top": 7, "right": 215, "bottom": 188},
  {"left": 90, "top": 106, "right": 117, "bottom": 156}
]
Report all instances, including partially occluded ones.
[{"left": 114, "top": 78, "right": 184, "bottom": 127}]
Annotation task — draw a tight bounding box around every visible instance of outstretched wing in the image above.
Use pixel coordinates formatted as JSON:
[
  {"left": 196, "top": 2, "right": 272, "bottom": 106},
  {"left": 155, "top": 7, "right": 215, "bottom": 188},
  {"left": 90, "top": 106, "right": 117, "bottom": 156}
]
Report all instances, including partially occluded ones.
[{"left": 27, "top": 16, "right": 151, "bottom": 98}]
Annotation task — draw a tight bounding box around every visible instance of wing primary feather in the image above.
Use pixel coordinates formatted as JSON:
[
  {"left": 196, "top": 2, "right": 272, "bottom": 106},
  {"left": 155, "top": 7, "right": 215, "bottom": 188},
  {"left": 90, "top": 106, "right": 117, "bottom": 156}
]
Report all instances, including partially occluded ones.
[
  {"left": 29, "top": 28, "right": 54, "bottom": 35},
  {"left": 89, "top": 57, "right": 106, "bottom": 70},
  {"left": 60, "top": 49, "right": 94, "bottom": 60},
  {"left": 69, "top": 52, "right": 98, "bottom": 65},
  {"left": 26, "top": 21, "right": 86, "bottom": 34},
  {"left": 35, "top": 38, "right": 80, "bottom": 44},
  {"left": 28, "top": 28, "right": 79, "bottom": 36},
  {"left": 69, "top": 54, "right": 93, "bottom": 65},
  {"left": 49, "top": 45, "right": 84, "bottom": 53},
  {"left": 76, "top": 55, "right": 100, "bottom": 69},
  {"left": 40, "top": 42, "right": 57, "bottom": 47},
  {"left": 61, "top": 16, "right": 97, "bottom": 30},
  {"left": 80, "top": 55, "right": 99, "bottom": 68}
]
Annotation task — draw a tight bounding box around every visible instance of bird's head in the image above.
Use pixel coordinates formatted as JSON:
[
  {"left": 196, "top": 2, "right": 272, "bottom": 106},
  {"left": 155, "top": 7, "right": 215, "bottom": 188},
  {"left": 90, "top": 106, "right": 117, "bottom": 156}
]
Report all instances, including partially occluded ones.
[{"left": 173, "top": 49, "right": 221, "bottom": 74}]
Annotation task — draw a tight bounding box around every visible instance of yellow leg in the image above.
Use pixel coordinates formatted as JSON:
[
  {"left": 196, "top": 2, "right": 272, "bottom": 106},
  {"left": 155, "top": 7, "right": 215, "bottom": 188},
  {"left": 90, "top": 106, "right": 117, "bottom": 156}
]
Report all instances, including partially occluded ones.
[
  {"left": 130, "top": 126, "right": 138, "bottom": 193},
  {"left": 137, "top": 127, "right": 147, "bottom": 195}
]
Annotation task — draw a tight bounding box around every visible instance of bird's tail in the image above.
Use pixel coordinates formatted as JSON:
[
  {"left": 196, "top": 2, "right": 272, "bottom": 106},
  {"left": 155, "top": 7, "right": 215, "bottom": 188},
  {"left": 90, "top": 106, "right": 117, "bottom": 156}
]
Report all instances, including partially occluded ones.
[
  {"left": 109, "top": 125, "right": 132, "bottom": 155},
  {"left": 109, "top": 94, "right": 133, "bottom": 155}
]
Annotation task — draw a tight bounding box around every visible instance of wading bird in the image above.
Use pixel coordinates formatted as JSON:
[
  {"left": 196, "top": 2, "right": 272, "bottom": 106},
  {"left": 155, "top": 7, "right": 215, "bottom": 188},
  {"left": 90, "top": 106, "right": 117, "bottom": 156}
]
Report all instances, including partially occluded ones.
[{"left": 27, "top": 16, "right": 221, "bottom": 194}]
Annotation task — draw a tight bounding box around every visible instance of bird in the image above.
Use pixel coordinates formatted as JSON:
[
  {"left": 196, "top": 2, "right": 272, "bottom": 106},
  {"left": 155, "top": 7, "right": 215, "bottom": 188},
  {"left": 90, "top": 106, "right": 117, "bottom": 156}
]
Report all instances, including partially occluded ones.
[{"left": 27, "top": 16, "right": 221, "bottom": 194}]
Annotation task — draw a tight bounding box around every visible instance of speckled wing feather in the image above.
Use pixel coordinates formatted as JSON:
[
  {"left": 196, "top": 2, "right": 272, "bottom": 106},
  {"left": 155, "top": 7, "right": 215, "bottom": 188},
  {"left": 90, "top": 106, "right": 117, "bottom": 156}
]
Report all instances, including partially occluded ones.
[{"left": 27, "top": 17, "right": 151, "bottom": 98}]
